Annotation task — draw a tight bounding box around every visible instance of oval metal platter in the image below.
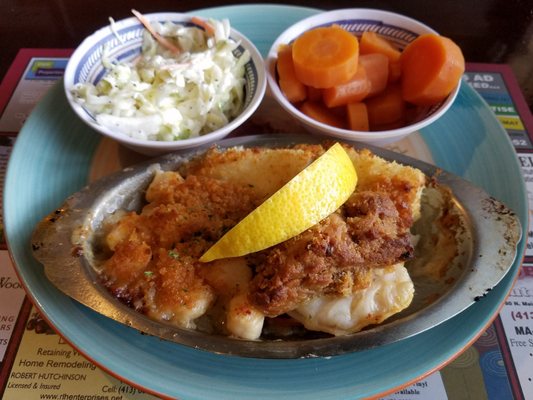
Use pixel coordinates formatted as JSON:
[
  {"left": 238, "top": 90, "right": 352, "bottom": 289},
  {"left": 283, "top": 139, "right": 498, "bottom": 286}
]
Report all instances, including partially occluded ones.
[{"left": 31, "top": 134, "right": 522, "bottom": 358}]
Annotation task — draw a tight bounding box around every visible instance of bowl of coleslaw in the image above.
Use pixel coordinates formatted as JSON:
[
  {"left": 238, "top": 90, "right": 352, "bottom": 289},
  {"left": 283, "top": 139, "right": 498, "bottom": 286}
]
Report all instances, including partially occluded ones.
[{"left": 64, "top": 11, "right": 266, "bottom": 155}]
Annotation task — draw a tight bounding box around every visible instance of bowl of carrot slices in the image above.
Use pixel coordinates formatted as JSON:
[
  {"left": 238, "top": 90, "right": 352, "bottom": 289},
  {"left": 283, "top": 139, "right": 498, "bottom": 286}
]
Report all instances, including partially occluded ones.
[{"left": 266, "top": 9, "right": 465, "bottom": 145}]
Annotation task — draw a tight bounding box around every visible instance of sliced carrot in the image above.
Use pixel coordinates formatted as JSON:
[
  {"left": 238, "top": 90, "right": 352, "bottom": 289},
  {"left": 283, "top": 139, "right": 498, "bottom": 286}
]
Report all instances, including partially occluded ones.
[
  {"left": 371, "top": 118, "right": 406, "bottom": 131},
  {"left": 330, "top": 104, "right": 347, "bottom": 119},
  {"left": 358, "top": 53, "right": 389, "bottom": 97},
  {"left": 400, "top": 34, "right": 465, "bottom": 105},
  {"left": 276, "top": 45, "right": 307, "bottom": 103},
  {"left": 360, "top": 31, "right": 401, "bottom": 62},
  {"left": 346, "top": 102, "right": 369, "bottom": 131},
  {"left": 403, "top": 104, "right": 426, "bottom": 125},
  {"left": 306, "top": 85, "right": 323, "bottom": 102},
  {"left": 132, "top": 9, "right": 181, "bottom": 54},
  {"left": 300, "top": 101, "right": 346, "bottom": 129},
  {"left": 322, "top": 64, "right": 370, "bottom": 108},
  {"left": 191, "top": 16, "right": 216, "bottom": 36},
  {"left": 366, "top": 84, "right": 406, "bottom": 128},
  {"left": 292, "top": 26, "right": 359, "bottom": 88},
  {"left": 388, "top": 59, "right": 402, "bottom": 83}
]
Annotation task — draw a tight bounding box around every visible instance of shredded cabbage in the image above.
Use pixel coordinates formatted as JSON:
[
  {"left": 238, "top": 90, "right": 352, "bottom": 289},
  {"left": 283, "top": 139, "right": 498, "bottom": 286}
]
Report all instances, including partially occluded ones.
[{"left": 72, "top": 18, "right": 249, "bottom": 141}]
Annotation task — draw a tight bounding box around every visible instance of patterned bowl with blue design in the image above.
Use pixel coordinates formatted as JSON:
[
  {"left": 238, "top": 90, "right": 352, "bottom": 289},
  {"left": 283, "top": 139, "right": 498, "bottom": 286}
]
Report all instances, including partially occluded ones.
[
  {"left": 64, "top": 12, "right": 266, "bottom": 155},
  {"left": 266, "top": 9, "right": 462, "bottom": 145}
]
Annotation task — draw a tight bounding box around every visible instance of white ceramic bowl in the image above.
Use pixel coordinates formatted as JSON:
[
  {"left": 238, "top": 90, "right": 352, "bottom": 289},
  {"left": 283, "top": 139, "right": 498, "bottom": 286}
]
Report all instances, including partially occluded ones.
[
  {"left": 64, "top": 12, "right": 266, "bottom": 155},
  {"left": 266, "top": 9, "right": 462, "bottom": 146}
]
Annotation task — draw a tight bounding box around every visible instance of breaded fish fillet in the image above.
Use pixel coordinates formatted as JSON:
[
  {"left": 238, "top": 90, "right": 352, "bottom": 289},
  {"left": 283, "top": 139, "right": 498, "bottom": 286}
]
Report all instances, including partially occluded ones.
[
  {"left": 101, "top": 143, "right": 426, "bottom": 337},
  {"left": 246, "top": 146, "right": 425, "bottom": 320}
]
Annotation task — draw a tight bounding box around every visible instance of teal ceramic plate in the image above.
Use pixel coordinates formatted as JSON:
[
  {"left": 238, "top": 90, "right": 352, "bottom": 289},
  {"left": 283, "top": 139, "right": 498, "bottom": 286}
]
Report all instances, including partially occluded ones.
[{"left": 4, "top": 5, "right": 527, "bottom": 400}]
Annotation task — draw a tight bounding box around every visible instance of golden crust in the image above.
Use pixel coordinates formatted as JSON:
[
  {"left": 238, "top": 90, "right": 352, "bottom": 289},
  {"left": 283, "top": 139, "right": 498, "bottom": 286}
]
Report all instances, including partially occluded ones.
[
  {"left": 346, "top": 147, "right": 426, "bottom": 222},
  {"left": 101, "top": 143, "right": 426, "bottom": 335}
]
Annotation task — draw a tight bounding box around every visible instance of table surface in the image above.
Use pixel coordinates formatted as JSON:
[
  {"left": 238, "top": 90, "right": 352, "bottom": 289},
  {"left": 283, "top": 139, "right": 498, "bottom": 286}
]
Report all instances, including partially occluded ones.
[{"left": 1, "top": 0, "right": 533, "bottom": 111}]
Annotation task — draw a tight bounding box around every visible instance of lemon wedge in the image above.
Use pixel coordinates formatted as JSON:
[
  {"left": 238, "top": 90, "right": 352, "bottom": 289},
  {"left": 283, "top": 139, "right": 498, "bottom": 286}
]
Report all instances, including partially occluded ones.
[{"left": 199, "top": 143, "right": 357, "bottom": 262}]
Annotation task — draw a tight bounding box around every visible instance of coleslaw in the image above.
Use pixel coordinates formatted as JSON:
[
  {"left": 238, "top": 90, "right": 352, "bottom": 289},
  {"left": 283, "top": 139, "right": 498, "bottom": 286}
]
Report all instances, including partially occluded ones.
[{"left": 71, "top": 16, "right": 250, "bottom": 141}]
